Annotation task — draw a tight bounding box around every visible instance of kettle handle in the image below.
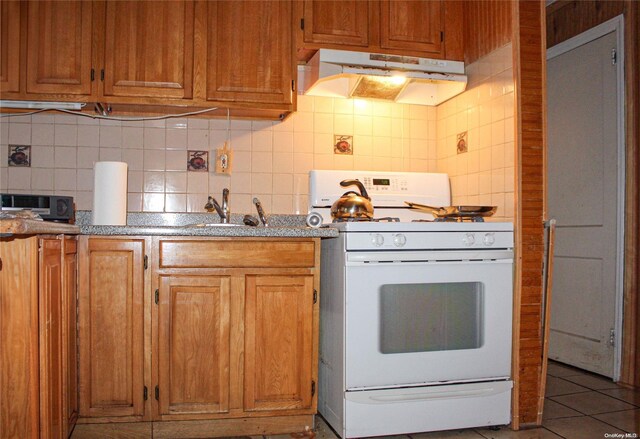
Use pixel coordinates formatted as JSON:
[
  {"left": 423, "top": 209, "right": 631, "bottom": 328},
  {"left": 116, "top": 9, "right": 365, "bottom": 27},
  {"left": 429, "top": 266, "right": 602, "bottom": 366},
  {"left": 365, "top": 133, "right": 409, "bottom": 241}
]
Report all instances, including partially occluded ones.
[{"left": 340, "top": 179, "right": 371, "bottom": 200}]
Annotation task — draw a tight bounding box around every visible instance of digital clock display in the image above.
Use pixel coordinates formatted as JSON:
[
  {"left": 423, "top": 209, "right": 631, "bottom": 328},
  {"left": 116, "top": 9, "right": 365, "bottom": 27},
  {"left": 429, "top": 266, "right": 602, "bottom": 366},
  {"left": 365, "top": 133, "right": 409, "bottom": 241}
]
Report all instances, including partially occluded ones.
[{"left": 372, "top": 178, "right": 390, "bottom": 186}]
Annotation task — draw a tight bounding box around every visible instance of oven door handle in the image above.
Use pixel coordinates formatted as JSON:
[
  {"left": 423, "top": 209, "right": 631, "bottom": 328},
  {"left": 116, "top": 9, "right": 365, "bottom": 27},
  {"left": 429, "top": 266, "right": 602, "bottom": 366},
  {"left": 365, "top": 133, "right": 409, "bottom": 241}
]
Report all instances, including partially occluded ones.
[{"left": 346, "top": 250, "right": 513, "bottom": 264}]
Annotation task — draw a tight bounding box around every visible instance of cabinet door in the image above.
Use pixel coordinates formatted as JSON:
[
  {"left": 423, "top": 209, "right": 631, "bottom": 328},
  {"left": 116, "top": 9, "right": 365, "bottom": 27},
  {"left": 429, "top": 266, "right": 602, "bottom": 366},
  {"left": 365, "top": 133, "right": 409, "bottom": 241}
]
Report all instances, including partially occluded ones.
[
  {"left": 102, "top": 1, "right": 194, "bottom": 99},
  {"left": 302, "top": 0, "right": 369, "bottom": 47},
  {"left": 244, "top": 275, "right": 315, "bottom": 412},
  {"left": 157, "top": 275, "right": 231, "bottom": 416},
  {"left": 380, "top": 0, "right": 443, "bottom": 55},
  {"left": 25, "top": 1, "right": 93, "bottom": 95},
  {"left": 39, "top": 238, "right": 64, "bottom": 439},
  {"left": 0, "top": 0, "right": 21, "bottom": 93},
  {"left": 62, "top": 238, "right": 78, "bottom": 438},
  {"left": 0, "top": 237, "right": 39, "bottom": 439},
  {"left": 78, "top": 238, "right": 145, "bottom": 418},
  {"left": 206, "top": 0, "right": 293, "bottom": 105}
]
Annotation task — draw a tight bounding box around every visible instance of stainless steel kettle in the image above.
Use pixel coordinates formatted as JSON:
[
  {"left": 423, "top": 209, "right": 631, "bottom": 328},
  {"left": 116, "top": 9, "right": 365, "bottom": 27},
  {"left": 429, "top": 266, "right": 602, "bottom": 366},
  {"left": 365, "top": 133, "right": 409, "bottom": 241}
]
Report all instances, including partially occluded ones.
[{"left": 331, "top": 179, "right": 374, "bottom": 220}]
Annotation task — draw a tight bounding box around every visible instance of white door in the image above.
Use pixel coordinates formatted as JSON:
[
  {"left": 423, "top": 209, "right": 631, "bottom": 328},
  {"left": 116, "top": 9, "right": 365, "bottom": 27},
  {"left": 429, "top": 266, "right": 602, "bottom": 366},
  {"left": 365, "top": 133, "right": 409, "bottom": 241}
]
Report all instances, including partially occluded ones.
[{"left": 547, "top": 30, "right": 621, "bottom": 377}]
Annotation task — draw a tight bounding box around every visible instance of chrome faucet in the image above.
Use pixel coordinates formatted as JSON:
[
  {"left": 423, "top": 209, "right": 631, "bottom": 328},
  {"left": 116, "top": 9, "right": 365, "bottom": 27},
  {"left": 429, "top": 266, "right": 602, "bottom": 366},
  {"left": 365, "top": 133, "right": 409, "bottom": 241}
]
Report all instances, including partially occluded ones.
[
  {"left": 253, "top": 197, "right": 268, "bottom": 227},
  {"left": 205, "top": 188, "right": 230, "bottom": 223}
]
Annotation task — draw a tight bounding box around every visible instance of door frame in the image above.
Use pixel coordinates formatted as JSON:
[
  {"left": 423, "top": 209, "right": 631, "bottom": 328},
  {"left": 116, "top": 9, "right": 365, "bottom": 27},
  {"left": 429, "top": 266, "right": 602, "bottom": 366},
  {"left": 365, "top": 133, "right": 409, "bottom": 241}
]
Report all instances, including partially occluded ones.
[{"left": 546, "top": 15, "right": 626, "bottom": 380}]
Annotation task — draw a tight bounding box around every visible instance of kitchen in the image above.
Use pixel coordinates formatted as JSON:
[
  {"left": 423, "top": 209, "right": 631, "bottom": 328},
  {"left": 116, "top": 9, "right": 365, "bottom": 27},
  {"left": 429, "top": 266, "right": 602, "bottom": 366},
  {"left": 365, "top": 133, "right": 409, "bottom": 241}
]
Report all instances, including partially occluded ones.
[{"left": 1, "top": 1, "right": 639, "bottom": 438}]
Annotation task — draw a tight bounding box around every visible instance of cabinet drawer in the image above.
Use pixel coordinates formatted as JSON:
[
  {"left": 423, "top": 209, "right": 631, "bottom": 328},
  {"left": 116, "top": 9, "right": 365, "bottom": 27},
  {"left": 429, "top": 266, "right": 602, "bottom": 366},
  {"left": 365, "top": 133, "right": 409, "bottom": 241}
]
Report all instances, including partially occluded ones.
[{"left": 159, "top": 240, "right": 316, "bottom": 269}]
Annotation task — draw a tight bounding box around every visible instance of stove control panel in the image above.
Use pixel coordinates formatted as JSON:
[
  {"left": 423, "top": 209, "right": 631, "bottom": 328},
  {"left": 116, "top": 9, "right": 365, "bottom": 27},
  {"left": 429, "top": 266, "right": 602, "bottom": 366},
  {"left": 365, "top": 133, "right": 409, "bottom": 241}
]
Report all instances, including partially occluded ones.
[
  {"left": 360, "top": 176, "right": 408, "bottom": 193},
  {"left": 346, "top": 231, "right": 514, "bottom": 251}
]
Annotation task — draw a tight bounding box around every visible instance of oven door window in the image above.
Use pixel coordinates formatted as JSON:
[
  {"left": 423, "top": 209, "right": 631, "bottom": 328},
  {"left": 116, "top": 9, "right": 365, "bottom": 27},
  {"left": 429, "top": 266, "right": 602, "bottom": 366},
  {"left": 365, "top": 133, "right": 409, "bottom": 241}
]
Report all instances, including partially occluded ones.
[{"left": 380, "top": 282, "right": 484, "bottom": 354}]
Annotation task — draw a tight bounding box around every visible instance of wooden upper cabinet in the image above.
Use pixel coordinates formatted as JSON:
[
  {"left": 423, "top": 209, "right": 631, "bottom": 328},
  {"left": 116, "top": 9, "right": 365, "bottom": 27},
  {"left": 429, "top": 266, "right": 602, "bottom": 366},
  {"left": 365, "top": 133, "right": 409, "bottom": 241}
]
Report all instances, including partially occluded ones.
[
  {"left": 244, "top": 275, "right": 315, "bottom": 412},
  {"left": 25, "top": 1, "right": 93, "bottom": 96},
  {"left": 157, "top": 275, "right": 231, "bottom": 416},
  {"left": 380, "top": 0, "right": 442, "bottom": 54},
  {"left": 0, "top": 0, "right": 21, "bottom": 93},
  {"left": 78, "top": 238, "right": 145, "bottom": 419},
  {"left": 302, "top": 0, "right": 369, "bottom": 47},
  {"left": 205, "top": 0, "right": 294, "bottom": 106},
  {"left": 298, "top": 0, "right": 463, "bottom": 61},
  {"left": 102, "top": 1, "right": 195, "bottom": 100}
]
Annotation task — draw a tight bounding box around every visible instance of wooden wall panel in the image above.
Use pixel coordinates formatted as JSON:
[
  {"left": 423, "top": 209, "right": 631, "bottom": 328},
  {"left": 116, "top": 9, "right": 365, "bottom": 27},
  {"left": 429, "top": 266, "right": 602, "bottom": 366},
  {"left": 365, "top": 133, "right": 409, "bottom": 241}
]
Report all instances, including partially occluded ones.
[
  {"left": 546, "top": 1, "right": 624, "bottom": 47},
  {"left": 546, "top": 0, "right": 640, "bottom": 389},
  {"left": 512, "top": 0, "right": 546, "bottom": 427},
  {"left": 463, "top": 0, "right": 512, "bottom": 64}
]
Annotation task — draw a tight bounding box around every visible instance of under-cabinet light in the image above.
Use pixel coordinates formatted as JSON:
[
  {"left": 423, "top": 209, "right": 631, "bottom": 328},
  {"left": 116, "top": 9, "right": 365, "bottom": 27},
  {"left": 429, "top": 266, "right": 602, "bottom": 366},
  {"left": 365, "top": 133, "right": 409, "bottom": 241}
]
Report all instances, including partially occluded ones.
[{"left": 0, "top": 100, "right": 85, "bottom": 110}]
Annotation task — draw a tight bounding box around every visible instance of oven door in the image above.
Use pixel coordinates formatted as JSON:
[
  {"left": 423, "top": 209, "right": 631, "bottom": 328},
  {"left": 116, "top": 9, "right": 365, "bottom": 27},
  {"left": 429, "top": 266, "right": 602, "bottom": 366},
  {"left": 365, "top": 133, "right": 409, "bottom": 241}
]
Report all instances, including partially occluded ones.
[{"left": 345, "top": 249, "right": 513, "bottom": 390}]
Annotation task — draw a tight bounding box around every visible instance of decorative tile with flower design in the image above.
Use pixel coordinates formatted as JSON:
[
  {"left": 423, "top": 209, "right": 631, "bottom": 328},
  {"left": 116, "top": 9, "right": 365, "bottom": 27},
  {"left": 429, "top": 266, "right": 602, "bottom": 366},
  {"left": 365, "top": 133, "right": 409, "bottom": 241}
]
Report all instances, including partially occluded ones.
[
  {"left": 334, "top": 135, "right": 353, "bottom": 155},
  {"left": 187, "top": 150, "right": 208, "bottom": 172},
  {"left": 8, "top": 145, "right": 31, "bottom": 167}
]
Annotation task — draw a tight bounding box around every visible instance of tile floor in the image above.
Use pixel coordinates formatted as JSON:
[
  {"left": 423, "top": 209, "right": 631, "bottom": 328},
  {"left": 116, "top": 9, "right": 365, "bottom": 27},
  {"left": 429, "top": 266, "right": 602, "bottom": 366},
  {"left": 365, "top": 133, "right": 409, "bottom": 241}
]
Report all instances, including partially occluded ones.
[{"left": 302, "top": 361, "right": 639, "bottom": 439}]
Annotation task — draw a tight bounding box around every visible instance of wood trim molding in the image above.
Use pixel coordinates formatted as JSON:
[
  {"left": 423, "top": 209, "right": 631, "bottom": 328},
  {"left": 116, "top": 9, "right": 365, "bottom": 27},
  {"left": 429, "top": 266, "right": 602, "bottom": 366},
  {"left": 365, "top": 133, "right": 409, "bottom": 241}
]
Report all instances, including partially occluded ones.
[{"left": 512, "top": 0, "right": 547, "bottom": 427}]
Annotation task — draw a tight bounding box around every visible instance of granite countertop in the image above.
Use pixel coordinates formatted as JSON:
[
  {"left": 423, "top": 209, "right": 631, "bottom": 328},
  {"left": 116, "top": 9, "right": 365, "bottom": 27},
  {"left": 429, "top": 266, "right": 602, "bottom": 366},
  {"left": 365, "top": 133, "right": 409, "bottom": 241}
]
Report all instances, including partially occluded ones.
[
  {"left": 1, "top": 218, "right": 81, "bottom": 236},
  {"left": 1, "top": 212, "right": 339, "bottom": 238},
  {"left": 78, "top": 224, "right": 338, "bottom": 238},
  {"left": 76, "top": 211, "right": 339, "bottom": 238}
]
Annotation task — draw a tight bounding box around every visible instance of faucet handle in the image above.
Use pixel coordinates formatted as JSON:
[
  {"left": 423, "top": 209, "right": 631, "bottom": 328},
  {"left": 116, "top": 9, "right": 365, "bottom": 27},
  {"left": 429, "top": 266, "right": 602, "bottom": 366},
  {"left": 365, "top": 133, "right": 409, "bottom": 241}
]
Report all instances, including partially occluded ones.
[
  {"left": 253, "top": 197, "right": 268, "bottom": 227},
  {"left": 204, "top": 195, "right": 215, "bottom": 212}
]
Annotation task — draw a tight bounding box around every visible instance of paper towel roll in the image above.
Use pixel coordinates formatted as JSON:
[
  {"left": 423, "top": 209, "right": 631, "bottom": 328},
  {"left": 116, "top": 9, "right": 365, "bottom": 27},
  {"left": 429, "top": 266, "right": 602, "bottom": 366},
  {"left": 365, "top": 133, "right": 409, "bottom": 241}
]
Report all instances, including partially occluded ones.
[{"left": 92, "top": 161, "right": 128, "bottom": 225}]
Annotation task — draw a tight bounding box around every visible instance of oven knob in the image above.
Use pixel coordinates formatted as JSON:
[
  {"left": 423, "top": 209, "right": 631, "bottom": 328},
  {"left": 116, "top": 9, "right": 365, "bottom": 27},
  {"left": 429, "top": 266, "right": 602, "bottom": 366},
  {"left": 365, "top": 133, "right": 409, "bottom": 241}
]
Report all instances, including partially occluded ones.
[
  {"left": 462, "top": 233, "right": 476, "bottom": 246},
  {"left": 483, "top": 233, "right": 496, "bottom": 246},
  {"left": 393, "top": 234, "right": 407, "bottom": 247},
  {"left": 371, "top": 234, "right": 385, "bottom": 247}
]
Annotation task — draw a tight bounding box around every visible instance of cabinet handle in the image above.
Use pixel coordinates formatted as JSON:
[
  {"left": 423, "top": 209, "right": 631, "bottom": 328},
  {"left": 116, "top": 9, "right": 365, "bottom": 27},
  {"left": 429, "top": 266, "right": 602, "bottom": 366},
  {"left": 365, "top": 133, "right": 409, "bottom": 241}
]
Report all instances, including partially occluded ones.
[
  {"left": 91, "top": 69, "right": 95, "bottom": 81},
  {"left": 101, "top": 69, "right": 105, "bottom": 81},
  {"left": 155, "top": 289, "right": 159, "bottom": 305},
  {"left": 155, "top": 386, "right": 159, "bottom": 400},
  {"left": 144, "top": 386, "right": 148, "bottom": 401}
]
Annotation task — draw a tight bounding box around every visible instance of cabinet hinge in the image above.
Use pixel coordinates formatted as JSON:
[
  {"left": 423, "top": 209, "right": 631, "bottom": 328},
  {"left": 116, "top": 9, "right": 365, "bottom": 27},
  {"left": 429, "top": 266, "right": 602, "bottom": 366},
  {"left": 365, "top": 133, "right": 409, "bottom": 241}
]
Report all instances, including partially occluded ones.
[
  {"left": 91, "top": 68, "right": 95, "bottom": 81},
  {"left": 611, "top": 48, "right": 617, "bottom": 65},
  {"left": 155, "top": 386, "right": 159, "bottom": 400},
  {"left": 155, "top": 289, "right": 159, "bottom": 305},
  {"left": 100, "top": 69, "right": 105, "bottom": 81},
  {"left": 144, "top": 255, "right": 148, "bottom": 270},
  {"left": 440, "top": 31, "right": 444, "bottom": 42},
  {"left": 311, "top": 380, "right": 316, "bottom": 397},
  {"left": 609, "top": 328, "right": 616, "bottom": 346},
  {"left": 144, "top": 386, "right": 148, "bottom": 401},
  {"left": 313, "top": 289, "right": 318, "bottom": 304},
  {"left": 300, "top": 18, "right": 304, "bottom": 30}
]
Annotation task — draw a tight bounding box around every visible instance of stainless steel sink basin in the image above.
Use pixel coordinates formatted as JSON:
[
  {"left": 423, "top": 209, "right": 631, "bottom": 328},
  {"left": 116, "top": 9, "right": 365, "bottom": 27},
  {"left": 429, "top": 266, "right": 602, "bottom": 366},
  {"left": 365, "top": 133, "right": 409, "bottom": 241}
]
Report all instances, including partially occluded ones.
[{"left": 186, "top": 223, "right": 244, "bottom": 227}]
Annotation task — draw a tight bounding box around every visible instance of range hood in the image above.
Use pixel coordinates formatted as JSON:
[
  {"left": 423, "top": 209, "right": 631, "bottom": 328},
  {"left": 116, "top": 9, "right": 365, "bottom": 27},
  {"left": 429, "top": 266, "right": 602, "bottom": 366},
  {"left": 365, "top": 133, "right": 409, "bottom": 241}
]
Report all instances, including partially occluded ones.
[{"left": 298, "top": 49, "right": 467, "bottom": 106}]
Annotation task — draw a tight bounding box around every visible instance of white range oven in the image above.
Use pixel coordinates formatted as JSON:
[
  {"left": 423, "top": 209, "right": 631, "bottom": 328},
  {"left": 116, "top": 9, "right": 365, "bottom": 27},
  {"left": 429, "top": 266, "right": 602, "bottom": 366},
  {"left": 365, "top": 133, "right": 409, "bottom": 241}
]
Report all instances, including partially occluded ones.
[{"left": 310, "top": 170, "right": 514, "bottom": 438}]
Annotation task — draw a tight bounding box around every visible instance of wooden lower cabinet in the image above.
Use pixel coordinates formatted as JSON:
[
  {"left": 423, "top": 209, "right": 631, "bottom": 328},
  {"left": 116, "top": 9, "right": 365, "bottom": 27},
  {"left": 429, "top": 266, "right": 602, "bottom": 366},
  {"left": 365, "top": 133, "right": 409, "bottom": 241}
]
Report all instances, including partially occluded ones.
[
  {"left": 77, "top": 237, "right": 147, "bottom": 420},
  {"left": 157, "top": 275, "right": 232, "bottom": 416},
  {"left": 77, "top": 236, "right": 319, "bottom": 437},
  {"left": 0, "top": 234, "right": 78, "bottom": 439},
  {"left": 244, "top": 275, "right": 315, "bottom": 412}
]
